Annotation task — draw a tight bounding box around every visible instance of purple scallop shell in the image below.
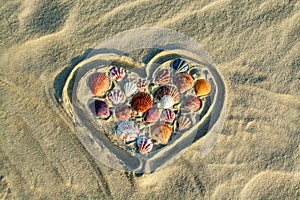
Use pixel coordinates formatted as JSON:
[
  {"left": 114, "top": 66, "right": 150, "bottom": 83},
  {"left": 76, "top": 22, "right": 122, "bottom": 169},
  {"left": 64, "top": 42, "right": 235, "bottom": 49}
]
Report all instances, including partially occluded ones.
[{"left": 89, "top": 100, "right": 110, "bottom": 119}]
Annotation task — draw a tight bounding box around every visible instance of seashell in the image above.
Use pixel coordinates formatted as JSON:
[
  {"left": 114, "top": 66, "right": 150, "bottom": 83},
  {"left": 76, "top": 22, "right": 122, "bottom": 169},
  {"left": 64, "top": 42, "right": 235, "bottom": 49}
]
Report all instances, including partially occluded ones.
[
  {"left": 130, "top": 93, "right": 153, "bottom": 114},
  {"left": 89, "top": 99, "right": 110, "bottom": 119},
  {"left": 107, "top": 89, "right": 124, "bottom": 105},
  {"left": 173, "top": 73, "right": 194, "bottom": 93},
  {"left": 160, "top": 95, "right": 175, "bottom": 109},
  {"left": 149, "top": 123, "right": 172, "bottom": 145},
  {"left": 183, "top": 96, "right": 202, "bottom": 112},
  {"left": 89, "top": 72, "right": 111, "bottom": 97},
  {"left": 161, "top": 109, "right": 176, "bottom": 123},
  {"left": 115, "top": 105, "right": 132, "bottom": 121},
  {"left": 154, "top": 85, "right": 180, "bottom": 104},
  {"left": 110, "top": 67, "right": 125, "bottom": 81},
  {"left": 137, "top": 79, "right": 147, "bottom": 91},
  {"left": 155, "top": 69, "right": 170, "bottom": 84},
  {"left": 194, "top": 79, "right": 212, "bottom": 97},
  {"left": 116, "top": 121, "right": 139, "bottom": 142},
  {"left": 136, "top": 136, "right": 153, "bottom": 154},
  {"left": 144, "top": 108, "right": 159, "bottom": 123},
  {"left": 177, "top": 115, "right": 192, "bottom": 131},
  {"left": 124, "top": 82, "right": 138, "bottom": 97},
  {"left": 171, "top": 58, "right": 189, "bottom": 73}
]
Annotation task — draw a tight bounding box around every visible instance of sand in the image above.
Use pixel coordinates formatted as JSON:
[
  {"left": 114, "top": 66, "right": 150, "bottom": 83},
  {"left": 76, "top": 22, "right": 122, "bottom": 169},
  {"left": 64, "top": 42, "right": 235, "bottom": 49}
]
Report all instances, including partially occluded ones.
[{"left": 0, "top": 0, "right": 299, "bottom": 199}]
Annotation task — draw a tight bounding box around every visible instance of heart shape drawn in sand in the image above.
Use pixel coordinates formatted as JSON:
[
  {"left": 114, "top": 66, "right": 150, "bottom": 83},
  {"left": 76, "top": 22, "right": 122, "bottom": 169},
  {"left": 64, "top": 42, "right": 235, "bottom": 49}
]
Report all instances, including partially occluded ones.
[{"left": 61, "top": 28, "right": 226, "bottom": 173}]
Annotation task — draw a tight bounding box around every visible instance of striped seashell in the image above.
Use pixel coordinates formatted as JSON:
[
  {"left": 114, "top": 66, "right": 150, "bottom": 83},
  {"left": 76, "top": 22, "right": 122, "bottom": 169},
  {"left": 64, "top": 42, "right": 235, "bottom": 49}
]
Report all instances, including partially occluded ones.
[
  {"left": 161, "top": 109, "right": 176, "bottom": 123},
  {"left": 155, "top": 69, "right": 170, "bottom": 84},
  {"left": 183, "top": 96, "right": 202, "bottom": 112},
  {"left": 136, "top": 136, "right": 153, "bottom": 154},
  {"left": 116, "top": 121, "right": 139, "bottom": 142},
  {"left": 114, "top": 105, "right": 132, "bottom": 121},
  {"left": 149, "top": 122, "right": 172, "bottom": 145},
  {"left": 137, "top": 79, "right": 147, "bottom": 91},
  {"left": 89, "top": 72, "right": 111, "bottom": 97},
  {"left": 124, "top": 82, "right": 138, "bottom": 97},
  {"left": 89, "top": 99, "right": 110, "bottom": 119},
  {"left": 171, "top": 58, "right": 189, "bottom": 73},
  {"left": 160, "top": 95, "right": 174, "bottom": 109},
  {"left": 154, "top": 85, "right": 180, "bottom": 104},
  {"left": 130, "top": 93, "right": 153, "bottom": 114},
  {"left": 107, "top": 89, "right": 124, "bottom": 105},
  {"left": 177, "top": 115, "right": 192, "bottom": 131},
  {"left": 194, "top": 79, "right": 212, "bottom": 97},
  {"left": 144, "top": 108, "right": 159, "bottom": 123},
  {"left": 173, "top": 73, "right": 194, "bottom": 93},
  {"left": 110, "top": 67, "right": 126, "bottom": 81}
]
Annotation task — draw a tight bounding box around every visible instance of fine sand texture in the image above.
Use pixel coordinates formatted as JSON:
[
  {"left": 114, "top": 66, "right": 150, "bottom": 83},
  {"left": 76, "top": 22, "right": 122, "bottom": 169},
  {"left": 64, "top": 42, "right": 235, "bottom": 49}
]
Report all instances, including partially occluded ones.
[{"left": 0, "top": 0, "right": 299, "bottom": 199}]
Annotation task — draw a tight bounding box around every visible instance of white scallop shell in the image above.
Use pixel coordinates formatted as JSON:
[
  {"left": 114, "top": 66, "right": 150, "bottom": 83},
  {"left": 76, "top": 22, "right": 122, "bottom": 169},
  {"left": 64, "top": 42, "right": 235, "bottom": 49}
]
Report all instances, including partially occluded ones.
[
  {"left": 124, "top": 82, "right": 137, "bottom": 97},
  {"left": 159, "top": 95, "right": 174, "bottom": 109},
  {"left": 116, "top": 121, "right": 139, "bottom": 142},
  {"left": 110, "top": 67, "right": 126, "bottom": 81},
  {"left": 137, "top": 136, "right": 153, "bottom": 154},
  {"left": 178, "top": 115, "right": 192, "bottom": 131},
  {"left": 107, "top": 89, "right": 124, "bottom": 105}
]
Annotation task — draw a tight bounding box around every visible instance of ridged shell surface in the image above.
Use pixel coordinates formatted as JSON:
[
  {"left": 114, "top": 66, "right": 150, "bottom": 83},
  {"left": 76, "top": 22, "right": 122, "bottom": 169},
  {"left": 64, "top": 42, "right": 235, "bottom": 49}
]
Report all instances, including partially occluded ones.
[
  {"left": 183, "top": 96, "right": 202, "bottom": 111},
  {"left": 89, "top": 100, "right": 110, "bottom": 119},
  {"left": 149, "top": 123, "right": 172, "bottom": 145},
  {"left": 173, "top": 73, "right": 194, "bottom": 93},
  {"left": 154, "top": 85, "right": 180, "bottom": 103},
  {"left": 155, "top": 69, "right": 170, "bottom": 84},
  {"left": 144, "top": 108, "right": 160, "bottom": 123},
  {"left": 178, "top": 115, "right": 192, "bottom": 131},
  {"left": 115, "top": 105, "right": 132, "bottom": 121},
  {"left": 131, "top": 93, "right": 153, "bottom": 114},
  {"left": 110, "top": 67, "right": 125, "bottom": 81},
  {"left": 137, "top": 136, "right": 153, "bottom": 154},
  {"left": 116, "top": 121, "right": 139, "bottom": 142},
  {"left": 161, "top": 109, "right": 176, "bottom": 123},
  {"left": 137, "top": 79, "right": 147, "bottom": 91},
  {"left": 194, "top": 79, "right": 212, "bottom": 97},
  {"left": 171, "top": 58, "right": 189, "bottom": 73},
  {"left": 160, "top": 95, "right": 175, "bottom": 109},
  {"left": 124, "top": 82, "right": 138, "bottom": 97},
  {"left": 107, "top": 89, "right": 124, "bottom": 105},
  {"left": 89, "top": 72, "right": 111, "bottom": 97}
]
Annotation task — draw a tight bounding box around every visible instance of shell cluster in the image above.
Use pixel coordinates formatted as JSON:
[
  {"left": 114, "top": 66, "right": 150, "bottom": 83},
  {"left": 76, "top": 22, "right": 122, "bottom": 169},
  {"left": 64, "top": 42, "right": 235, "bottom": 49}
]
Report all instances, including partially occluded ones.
[{"left": 87, "top": 58, "right": 212, "bottom": 155}]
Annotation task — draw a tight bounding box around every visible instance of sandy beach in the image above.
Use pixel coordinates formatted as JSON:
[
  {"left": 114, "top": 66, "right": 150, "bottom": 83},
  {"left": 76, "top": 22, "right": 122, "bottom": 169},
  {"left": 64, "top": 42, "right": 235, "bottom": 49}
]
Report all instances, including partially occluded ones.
[{"left": 0, "top": 0, "right": 299, "bottom": 199}]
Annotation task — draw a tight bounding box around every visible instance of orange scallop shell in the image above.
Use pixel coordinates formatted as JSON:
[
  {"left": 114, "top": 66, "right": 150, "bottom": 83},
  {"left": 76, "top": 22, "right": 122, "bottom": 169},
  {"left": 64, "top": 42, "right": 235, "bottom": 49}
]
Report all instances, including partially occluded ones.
[
  {"left": 173, "top": 73, "right": 194, "bottom": 93},
  {"left": 89, "top": 72, "right": 111, "bottom": 97},
  {"left": 130, "top": 93, "right": 153, "bottom": 114},
  {"left": 154, "top": 85, "right": 180, "bottom": 103},
  {"left": 194, "top": 79, "right": 212, "bottom": 97},
  {"left": 149, "top": 123, "right": 172, "bottom": 145}
]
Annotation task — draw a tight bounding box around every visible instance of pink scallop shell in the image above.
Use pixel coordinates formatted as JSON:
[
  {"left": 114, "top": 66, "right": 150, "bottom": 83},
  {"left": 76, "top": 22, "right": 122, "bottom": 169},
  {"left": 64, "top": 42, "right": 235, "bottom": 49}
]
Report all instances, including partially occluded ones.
[
  {"left": 137, "top": 136, "right": 153, "bottom": 154},
  {"left": 161, "top": 109, "right": 176, "bottom": 123},
  {"left": 110, "top": 67, "right": 125, "bottom": 81}
]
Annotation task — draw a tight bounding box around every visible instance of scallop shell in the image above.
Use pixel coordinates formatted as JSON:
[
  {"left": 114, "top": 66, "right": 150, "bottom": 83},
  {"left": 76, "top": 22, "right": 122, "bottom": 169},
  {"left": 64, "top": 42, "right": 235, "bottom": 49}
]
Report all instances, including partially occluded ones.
[
  {"left": 107, "top": 89, "right": 124, "bottom": 105},
  {"left": 136, "top": 136, "right": 153, "bottom": 154},
  {"left": 155, "top": 69, "right": 170, "bottom": 84},
  {"left": 194, "top": 79, "right": 212, "bottom": 97},
  {"left": 144, "top": 108, "right": 159, "bottom": 123},
  {"left": 130, "top": 93, "right": 153, "bottom": 114},
  {"left": 149, "top": 123, "right": 172, "bottom": 145},
  {"left": 110, "top": 67, "right": 125, "bottom": 81},
  {"left": 89, "top": 72, "right": 111, "bottom": 97},
  {"left": 173, "top": 73, "right": 194, "bottom": 93},
  {"left": 183, "top": 96, "right": 202, "bottom": 112},
  {"left": 171, "top": 58, "right": 189, "bottom": 73},
  {"left": 89, "top": 100, "right": 110, "bottom": 119},
  {"left": 116, "top": 121, "right": 139, "bottom": 142},
  {"left": 160, "top": 95, "right": 175, "bottom": 109},
  {"left": 177, "top": 115, "right": 192, "bottom": 131},
  {"left": 124, "top": 82, "right": 138, "bottom": 97},
  {"left": 154, "top": 85, "right": 180, "bottom": 104},
  {"left": 161, "top": 109, "right": 176, "bottom": 123},
  {"left": 137, "top": 79, "right": 147, "bottom": 92},
  {"left": 115, "top": 105, "right": 132, "bottom": 121}
]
